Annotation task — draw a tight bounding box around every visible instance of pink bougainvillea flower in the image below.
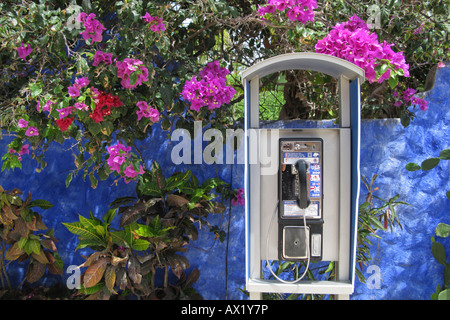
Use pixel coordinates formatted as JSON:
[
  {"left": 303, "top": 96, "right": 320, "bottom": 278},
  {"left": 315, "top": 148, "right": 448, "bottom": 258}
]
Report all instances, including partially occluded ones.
[
  {"left": 142, "top": 12, "right": 165, "bottom": 33},
  {"left": 392, "top": 88, "right": 429, "bottom": 111},
  {"left": 315, "top": 15, "right": 409, "bottom": 83},
  {"left": 123, "top": 163, "right": 144, "bottom": 179},
  {"left": 16, "top": 43, "right": 33, "bottom": 60},
  {"left": 92, "top": 50, "right": 114, "bottom": 66},
  {"left": 77, "top": 12, "right": 106, "bottom": 44},
  {"left": 25, "top": 127, "right": 38, "bottom": 137},
  {"left": 75, "top": 77, "right": 90, "bottom": 88},
  {"left": 106, "top": 142, "right": 131, "bottom": 173},
  {"left": 20, "top": 144, "right": 29, "bottom": 155},
  {"left": 115, "top": 58, "right": 149, "bottom": 90},
  {"left": 68, "top": 86, "right": 80, "bottom": 98},
  {"left": 74, "top": 102, "right": 89, "bottom": 111},
  {"left": 136, "top": 101, "right": 160, "bottom": 122},
  {"left": 18, "top": 119, "right": 29, "bottom": 128},
  {"left": 231, "top": 188, "right": 245, "bottom": 206},
  {"left": 181, "top": 61, "right": 235, "bottom": 112},
  {"left": 9, "top": 144, "right": 30, "bottom": 161},
  {"left": 105, "top": 142, "right": 145, "bottom": 182},
  {"left": 37, "top": 100, "right": 55, "bottom": 113},
  {"left": 56, "top": 106, "right": 75, "bottom": 119},
  {"left": 411, "top": 96, "right": 429, "bottom": 111},
  {"left": 258, "top": 0, "right": 317, "bottom": 23}
]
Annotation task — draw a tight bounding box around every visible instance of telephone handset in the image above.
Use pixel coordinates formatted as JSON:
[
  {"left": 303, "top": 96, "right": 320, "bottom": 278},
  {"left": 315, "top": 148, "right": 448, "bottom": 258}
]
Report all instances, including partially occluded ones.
[
  {"left": 295, "top": 159, "right": 310, "bottom": 209},
  {"left": 278, "top": 138, "right": 323, "bottom": 262}
]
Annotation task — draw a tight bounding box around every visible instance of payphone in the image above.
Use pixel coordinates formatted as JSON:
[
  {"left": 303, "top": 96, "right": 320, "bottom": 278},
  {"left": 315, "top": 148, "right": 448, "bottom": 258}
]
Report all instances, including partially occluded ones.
[
  {"left": 242, "top": 52, "right": 365, "bottom": 298},
  {"left": 278, "top": 138, "right": 323, "bottom": 262}
]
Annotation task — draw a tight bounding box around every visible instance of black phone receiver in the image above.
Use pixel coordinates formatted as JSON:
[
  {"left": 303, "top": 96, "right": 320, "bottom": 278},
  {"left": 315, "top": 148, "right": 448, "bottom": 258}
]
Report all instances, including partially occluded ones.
[{"left": 295, "top": 159, "right": 310, "bottom": 209}]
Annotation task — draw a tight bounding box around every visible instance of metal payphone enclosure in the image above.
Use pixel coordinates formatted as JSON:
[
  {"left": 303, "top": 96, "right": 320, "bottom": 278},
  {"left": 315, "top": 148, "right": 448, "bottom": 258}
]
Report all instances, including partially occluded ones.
[{"left": 242, "top": 53, "right": 365, "bottom": 298}]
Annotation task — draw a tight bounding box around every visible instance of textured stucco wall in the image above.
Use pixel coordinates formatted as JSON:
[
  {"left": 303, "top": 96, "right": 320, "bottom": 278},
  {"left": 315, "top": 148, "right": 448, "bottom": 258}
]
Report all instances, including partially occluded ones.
[
  {"left": 0, "top": 64, "right": 448, "bottom": 300},
  {"left": 352, "top": 63, "right": 450, "bottom": 300}
]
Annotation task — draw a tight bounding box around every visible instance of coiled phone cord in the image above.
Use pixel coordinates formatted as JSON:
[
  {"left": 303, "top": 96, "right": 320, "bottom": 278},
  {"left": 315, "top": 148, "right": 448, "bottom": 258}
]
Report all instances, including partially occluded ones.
[{"left": 265, "top": 200, "right": 310, "bottom": 284}]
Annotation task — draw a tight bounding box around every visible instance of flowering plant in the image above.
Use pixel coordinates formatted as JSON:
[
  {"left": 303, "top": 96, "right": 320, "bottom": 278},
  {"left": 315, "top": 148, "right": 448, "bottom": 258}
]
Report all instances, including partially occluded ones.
[
  {"left": 181, "top": 61, "right": 236, "bottom": 112},
  {"left": 258, "top": 0, "right": 318, "bottom": 24},
  {"left": 315, "top": 15, "right": 409, "bottom": 87}
]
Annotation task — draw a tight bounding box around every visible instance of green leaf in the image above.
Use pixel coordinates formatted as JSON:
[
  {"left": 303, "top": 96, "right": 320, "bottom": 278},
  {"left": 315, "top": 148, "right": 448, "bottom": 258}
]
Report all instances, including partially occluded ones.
[
  {"left": 111, "top": 230, "right": 130, "bottom": 248},
  {"left": 431, "top": 241, "right": 447, "bottom": 266},
  {"left": 388, "top": 75, "right": 399, "bottom": 89},
  {"left": 18, "top": 236, "right": 28, "bottom": 249},
  {"left": 79, "top": 282, "right": 105, "bottom": 295},
  {"left": 400, "top": 114, "right": 410, "bottom": 127},
  {"left": 438, "top": 289, "right": 450, "bottom": 300},
  {"left": 152, "top": 161, "right": 166, "bottom": 191},
  {"left": 129, "top": 72, "right": 137, "bottom": 86},
  {"left": 421, "top": 157, "right": 440, "bottom": 171},
  {"left": 75, "top": 239, "right": 106, "bottom": 251},
  {"left": 54, "top": 84, "right": 64, "bottom": 94},
  {"left": 109, "top": 196, "right": 137, "bottom": 209},
  {"left": 201, "top": 177, "right": 226, "bottom": 191},
  {"left": 160, "top": 84, "right": 174, "bottom": 105},
  {"left": 368, "top": 215, "right": 386, "bottom": 231},
  {"left": 131, "top": 239, "right": 150, "bottom": 251},
  {"left": 447, "top": 191, "right": 450, "bottom": 200},
  {"left": 445, "top": 264, "right": 450, "bottom": 288},
  {"left": 405, "top": 163, "right": 421, "bottom": 171},
  {"left": 324, "top": 261, "right": 335, "bottom": 273},
  {"left": 65, "top": 172, "right": 73, "bottom": 188},
  {"left": 79, "top": 213, "right": 101, "bottom": 229},
  {"left": 30, "top": 82, "right": 43, "bottom": 98},
  {"left": 89, "top": 172, "right": 98, "bottom": 189},
  {"left": 25, "top": 239, "right": 40, "bottom": 255},
  {"left": 138, "top": 180, "right": 162, "bottom": 197},
  {"left": 63, "top": 221, "right": 104, "bottom": 243},
  {"left": 102, "top": 208, "right": 117, "bottom": 226},
  {"left": 165, "top": 170, "right": 192, "bottom": 192},
  {"left": 436, "top": 223, "right": 450, "bottom": 238},
  {"left": 88, "top": 122, "right": 102, "bottom": 136},
  {"left": 439, "top": 149, "right": 450, "bottom": 160},
  {"left": 77, "top": 57, "right": 90, "bottom": 74},
  {"left": 28, "top": 199, "right": 54, "bottom": 210}
]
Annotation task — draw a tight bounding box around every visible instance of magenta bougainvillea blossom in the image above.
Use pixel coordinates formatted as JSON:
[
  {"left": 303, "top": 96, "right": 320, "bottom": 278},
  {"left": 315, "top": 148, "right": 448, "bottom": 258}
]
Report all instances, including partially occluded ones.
[
  {"left": 123, "top": 163, "right": 145, "bottom": 180},
  {"left": 8, "top": 144, "right": 29, "bottom": 161},
  {"left": 25, "top": 127, "right": 38, "bottom": 137},
  {"left": 16, "top": 43, "right": 33, "bottom": 60},
  {"left": 56, "top": 106, "right": 75, "bottom": 119},
  {"left": 181, "top": 61, "right": 236, "bottom": 112},
  {"left": 18, "top": 119, "right": 29, "bottom": 128},
  {"left": 116, "top": 58, "right": 149, "bottom": 90},
  {"left": 92, "top": 50, "right": 114, "bottom": 66},
  {"left": 231, "top": 188, "right": 245, "bottom": 206},
  {"left": 315, "top": 15, "right": 409, "bottom": 83},
  {"left": 136, "top": 101, "right": 160, "bottom": 122},
  {"left": 107, "top": 142, "right": 131, "bottom": 173},
  {"left": 258, "top": 0, "right": 317, "bottom": 24},
  {"left": 142, "top": 12, "right": 165, "bottom": 33},
  {"left": 67, "top": 76, "right": 90, "bottom": 98},
  {"left": 37, "top": 100, "right": 55, "bottom": 113},
  {"left": 77, "top": 12, "right": 106, "bottom": 43},
  {"left": 393, "top": 88, "right": 429, "bottom": 111},
  {"left": 106, "top": 142, "right": 144, "bottom": 182}
]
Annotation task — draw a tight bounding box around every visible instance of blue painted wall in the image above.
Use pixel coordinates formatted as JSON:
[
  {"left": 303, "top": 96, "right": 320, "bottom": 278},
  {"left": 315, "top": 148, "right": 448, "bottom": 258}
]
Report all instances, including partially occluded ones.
[
  {"left": 0, "top": 64, "right": 448, "bottom": 300},
  {"left": 352, "top": 63, "right": 450, "bottom": 300}
]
